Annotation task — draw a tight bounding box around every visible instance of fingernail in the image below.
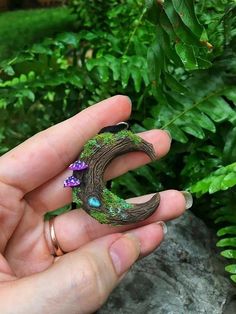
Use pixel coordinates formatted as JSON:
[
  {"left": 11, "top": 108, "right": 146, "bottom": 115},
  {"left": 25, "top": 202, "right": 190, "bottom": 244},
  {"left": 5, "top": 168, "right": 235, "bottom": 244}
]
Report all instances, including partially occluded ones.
[
  {"left": 181, "top": 191, "right": 193, "bottom": 209},
  {"left": 156, "top": 221, "right": 168, "bottom": 234},
  {"left": 109, "top": 234, "right": 140, "bottom": 276},
  {"left": 163, "top": 129, "right": 172, "bottom": 141}
]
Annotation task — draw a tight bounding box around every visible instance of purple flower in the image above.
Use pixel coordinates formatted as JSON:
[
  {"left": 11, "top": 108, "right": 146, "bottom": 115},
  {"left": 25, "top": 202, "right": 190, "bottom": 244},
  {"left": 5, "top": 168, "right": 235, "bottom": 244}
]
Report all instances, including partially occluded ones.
[
  {"left": 69, "top": 160, "right": 88, "bottom": 171},
  {"left": 64, "top": 176, "right": 81, "bottom": 187}
]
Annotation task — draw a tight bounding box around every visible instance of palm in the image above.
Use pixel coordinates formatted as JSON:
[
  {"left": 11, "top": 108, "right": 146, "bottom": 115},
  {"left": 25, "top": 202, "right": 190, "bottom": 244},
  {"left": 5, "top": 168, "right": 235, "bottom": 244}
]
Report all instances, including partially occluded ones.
[
  {"left": 2, "top": 198, "right": 53, "bottom": 278},
  {"left": 0, "top": 96, "right": 180, "bottom": 282}
]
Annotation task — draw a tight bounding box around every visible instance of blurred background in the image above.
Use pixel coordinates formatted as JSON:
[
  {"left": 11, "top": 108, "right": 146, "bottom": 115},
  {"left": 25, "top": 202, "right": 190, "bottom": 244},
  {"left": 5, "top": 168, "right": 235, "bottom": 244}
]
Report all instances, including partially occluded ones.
[{"left": 0, "top": 0, "right": 66, "bottom": 10}]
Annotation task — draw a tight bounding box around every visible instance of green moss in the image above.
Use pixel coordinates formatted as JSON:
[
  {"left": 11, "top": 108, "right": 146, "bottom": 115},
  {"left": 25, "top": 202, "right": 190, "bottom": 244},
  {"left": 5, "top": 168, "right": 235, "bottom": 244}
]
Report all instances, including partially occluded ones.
[
  {"left": 99, "top": 132, "right": 116, "bottom": 144},
  {"left": 115, "top": 130, "right": 142, "bottom": 145},
  {"left": 80, "top": 138, "right": 101, "bottom": 158},
  {"left": 102, "top": 188, "right": 133, "bottom": 211},
  {"left": 80, "top": 130, "right": 141, "bottom": 158},
  {"left": 72, "top": 188, "right": 83, "bottom": 207},
  {"left": 90, "top": 210, "right": 109, "bottom": 224}
]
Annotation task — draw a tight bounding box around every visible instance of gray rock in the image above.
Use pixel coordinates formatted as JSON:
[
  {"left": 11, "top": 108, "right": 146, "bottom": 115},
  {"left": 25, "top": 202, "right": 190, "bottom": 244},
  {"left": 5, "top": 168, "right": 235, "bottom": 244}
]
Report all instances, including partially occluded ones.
[{"left": 98, "top": 211, "right": 235, "bottom": 314}]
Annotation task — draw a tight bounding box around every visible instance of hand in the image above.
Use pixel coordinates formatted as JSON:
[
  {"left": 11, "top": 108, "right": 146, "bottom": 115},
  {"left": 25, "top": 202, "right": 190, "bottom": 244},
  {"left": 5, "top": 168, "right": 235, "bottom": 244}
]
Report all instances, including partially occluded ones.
[{"left": 0, "top": 96, "right": 190, "bottom": 314}]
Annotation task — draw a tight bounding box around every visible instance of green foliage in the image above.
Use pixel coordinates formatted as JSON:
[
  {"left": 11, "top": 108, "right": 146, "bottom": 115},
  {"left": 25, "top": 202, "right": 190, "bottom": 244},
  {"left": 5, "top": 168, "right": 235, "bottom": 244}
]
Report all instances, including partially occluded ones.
[
  {"left": 190, "top": 162, "right": 236, "bottom": 196},
  {"left": 0, "top": 7, "right": 76, "bottom": 61},
  {"left": 0, "top": 0, "right": 236, "bottom": 283}
]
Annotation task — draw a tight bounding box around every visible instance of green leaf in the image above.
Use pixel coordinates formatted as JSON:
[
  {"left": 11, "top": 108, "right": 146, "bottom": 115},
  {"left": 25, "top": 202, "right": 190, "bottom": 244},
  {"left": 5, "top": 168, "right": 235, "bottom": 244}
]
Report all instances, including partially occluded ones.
[
  {"left": 156, "top": 25, "right": 182, "bottom": 66},
  {"left": 224, "top": 88, "right": 236, "bottom": 105},
  {"left": 215, "top": 216, "right": 236, "bottom": 224},
  {"left": 145, "top": 0, "right": 161, "bottom": 24},
  {"left": 19, "top": 74, "right": 27, "bottom": 83},
  {"left": 168, "top": 124, "right": 188, "bottom": 143},
  {"left": 68, "top": 74, "right": 83, "bottom": 88},
  {"left": 159, "top": 9, "right": 177, "bottom": 42},
  {"left": 164, "top": 72, "right": 188, "bottom": 93},
  {"left": 217, "top": 238, "right": 236, "bottom": 248},
  {"left": 135, "top": 165, "right": 160, "bottom": 189},
  {"left": 198, "top": 98, "right": 235, "bottom": 123},
  {"left": 131, "top": 67, "right": 142, "bottom": 92},
  {"left": 225, "top": 264, "right": 236, "bottom": 274},
  {"left": 57, "top": 32, "right": 78, "bottom": 46},
  {"left": 16, "top": 89, "right": 35, "bottom": 102},
  {"left": 221, "top": 172, "right": 236, "bottom": 190},
  {"left": 185, "top": 109, "right": 216, "bottom": 133},
  {"left": 221, "top": 250, "right": 236, "bottom": 259},
  {"left": 196, "top": 57, "right": 212, "bottom": 69},
  {"left": 97, "top": 65, "right": 109, "bottom": 82},
  {"left": 104, "top": 55, "right": 120, "bottom": 81},
  {"left": 172, "top": 0, "right": 206, "bottom": 39},
  {"left": 86, "top": 59, "right": 98, "bottom": 71},
  {"left": 217, "top": 226, "right": 236, "bottom": 237},
  {"left": 113, "top": 172, "right": 143, "bottom": 196},
  {"left": 208, "top": 175, "right": 225, "bottom": 194},
  {"left": 208, "top": 96, "right": 236, "bottom": 124},
  {"left": 163, "top": 2, "right": 201, "bottom": 45},
  {"left": 190, "top": 162, "right": 236, "bottom": 196},
  {"left": 223, "top": 127, "right": 236, "bottom": 164},
  {"left": 181, "top": 123, "right": 205, "bottom": 139},
  {"left": 147, "top": 43, "right": 163, "bottom": 83},
  {"left": 230, "top": 275, "right": 236, "bottom": 283},
  {"left": 121, "top": 62, "right": 131, "bottom": 88},
  {"left": 0, "top": 99, "right": 7, "bottom": 109},
  {"left": 3, "top": 65, "right": 15, "bottom": 76},
  {"left": 44, "top": 205, "right": 71, "bottom": 220},
  {"left": 175, "top": 43, "right": 198, "bottom": 70}
]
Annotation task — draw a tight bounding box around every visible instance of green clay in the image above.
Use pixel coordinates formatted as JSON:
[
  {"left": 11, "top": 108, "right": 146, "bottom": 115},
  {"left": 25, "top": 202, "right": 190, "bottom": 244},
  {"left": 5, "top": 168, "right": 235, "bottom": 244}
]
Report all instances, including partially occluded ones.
[
  {"left": 80, "top": 130, "right": 141, "bottom": 158},
  {"left": 90, "top": 210, "right": 109, "bottom": 224},
  {"left": 114, "top": 130, "right": 142, "bottom": 145},
  {"left": 102, "top": 188, "right": 133, "bottom": 211}
]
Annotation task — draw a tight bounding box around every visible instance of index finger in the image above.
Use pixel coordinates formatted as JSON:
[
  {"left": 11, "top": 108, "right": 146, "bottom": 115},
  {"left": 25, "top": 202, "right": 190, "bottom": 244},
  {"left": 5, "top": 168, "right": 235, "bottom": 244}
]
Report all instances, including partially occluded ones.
[{"left": 0, "top": 96, "right": 132, "bottom": 195}]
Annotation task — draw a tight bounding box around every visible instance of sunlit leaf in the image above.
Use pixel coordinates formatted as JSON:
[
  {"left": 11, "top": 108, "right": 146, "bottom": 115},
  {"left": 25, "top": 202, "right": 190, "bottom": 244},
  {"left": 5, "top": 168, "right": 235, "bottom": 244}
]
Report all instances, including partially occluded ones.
[
  {"left": 221, "top": 250, "right": 236, "bottom": 259},
  {"left": 225, "top": 264, "right": 236, "bottom": 274},
  {"left": 217, "top": 238, "right": 236, "bottom": 247}
]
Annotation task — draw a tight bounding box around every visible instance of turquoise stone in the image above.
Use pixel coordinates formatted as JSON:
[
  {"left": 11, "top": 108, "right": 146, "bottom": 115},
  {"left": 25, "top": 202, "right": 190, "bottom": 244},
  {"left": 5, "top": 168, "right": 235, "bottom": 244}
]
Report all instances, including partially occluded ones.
[{"left": 88, "top": 196, "right": 101, "bottom": 208}]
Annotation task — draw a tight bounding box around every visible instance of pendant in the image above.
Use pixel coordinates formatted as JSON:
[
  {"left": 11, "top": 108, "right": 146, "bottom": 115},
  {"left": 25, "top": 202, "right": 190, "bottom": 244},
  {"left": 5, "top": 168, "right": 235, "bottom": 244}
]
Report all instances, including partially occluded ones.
[{"left": 64, "top": 123, "right": 160, "bottom": 225}]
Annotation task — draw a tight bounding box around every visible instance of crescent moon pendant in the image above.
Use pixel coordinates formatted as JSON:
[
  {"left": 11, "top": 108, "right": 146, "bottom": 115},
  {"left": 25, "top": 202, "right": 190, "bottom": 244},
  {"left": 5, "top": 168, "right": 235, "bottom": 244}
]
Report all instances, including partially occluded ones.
[{"left": 64, "top": 130, "right": 160, "bottom": 225}]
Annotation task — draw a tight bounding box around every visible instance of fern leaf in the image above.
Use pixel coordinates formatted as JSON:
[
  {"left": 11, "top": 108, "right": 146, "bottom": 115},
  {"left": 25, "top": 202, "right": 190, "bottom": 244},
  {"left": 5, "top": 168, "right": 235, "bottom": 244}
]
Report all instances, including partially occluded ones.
[
  {"left": 221, "top": 249, "right": 236, "bottom": 259},
  {"left": 225, "top": 264, "right": 236, "bottom": 274},
  {"left": 189, "top": 162, "right": 236, "bottom": 196},
  {"left": 217, "top": 226, "right": 236, "bottom": 236},
  {"left": 217, "top": 237, "right": 236, "bottom": 248}
]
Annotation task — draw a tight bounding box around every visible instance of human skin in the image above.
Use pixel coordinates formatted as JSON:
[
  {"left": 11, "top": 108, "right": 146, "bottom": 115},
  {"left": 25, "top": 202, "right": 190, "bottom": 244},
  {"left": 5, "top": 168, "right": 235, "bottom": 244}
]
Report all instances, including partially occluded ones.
[{"left": 0, "top": 95, "right": 189, "bottom": 314}]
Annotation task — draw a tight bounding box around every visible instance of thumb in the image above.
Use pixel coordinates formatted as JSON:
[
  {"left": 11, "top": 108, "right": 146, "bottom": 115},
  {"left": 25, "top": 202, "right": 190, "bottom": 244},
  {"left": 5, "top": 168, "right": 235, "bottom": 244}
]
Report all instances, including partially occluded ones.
[{"left": 1, "top": 233, "right": 140, "bottom": 314}]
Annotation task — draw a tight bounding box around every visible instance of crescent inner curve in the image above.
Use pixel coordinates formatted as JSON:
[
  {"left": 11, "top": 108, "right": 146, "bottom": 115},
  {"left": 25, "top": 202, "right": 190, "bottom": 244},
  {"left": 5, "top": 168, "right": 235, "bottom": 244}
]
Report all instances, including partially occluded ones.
[{"left": 70, "top": 131, "right": 160, "bottom": 225}]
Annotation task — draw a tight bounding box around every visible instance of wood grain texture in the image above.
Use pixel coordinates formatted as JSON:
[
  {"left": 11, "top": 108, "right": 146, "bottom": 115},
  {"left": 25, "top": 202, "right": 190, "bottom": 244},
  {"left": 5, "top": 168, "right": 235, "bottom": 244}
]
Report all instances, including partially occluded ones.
[{"left": 73, "top": 132, "right": 160, "bottom": 225}]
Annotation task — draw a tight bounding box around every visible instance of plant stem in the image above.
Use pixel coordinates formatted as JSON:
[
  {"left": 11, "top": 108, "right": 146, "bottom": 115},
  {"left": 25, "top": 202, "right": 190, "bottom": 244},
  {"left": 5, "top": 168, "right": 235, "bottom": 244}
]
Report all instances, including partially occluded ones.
[
  {"left": 161, "top": 88, "right": 226, "bottom": 129},
  {"left": 123, "top": 7, "right": 147, "bottom": 56}
]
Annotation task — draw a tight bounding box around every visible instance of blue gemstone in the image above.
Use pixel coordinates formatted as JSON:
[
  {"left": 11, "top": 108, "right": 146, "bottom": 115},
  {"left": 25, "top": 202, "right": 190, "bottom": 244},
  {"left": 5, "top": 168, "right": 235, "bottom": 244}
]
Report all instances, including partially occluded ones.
[{"left": 88, "top": 196, "right": 101, "bottom": 208}]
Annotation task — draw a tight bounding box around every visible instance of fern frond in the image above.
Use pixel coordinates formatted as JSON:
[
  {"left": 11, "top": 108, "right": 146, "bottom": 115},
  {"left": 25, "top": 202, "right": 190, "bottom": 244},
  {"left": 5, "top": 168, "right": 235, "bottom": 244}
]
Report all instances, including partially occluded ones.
[
  {"left": 189, "top": 162, "right": 236, "bottom": 197},
  {"left": 217, "top": 220, "right": 236, "bottom": 283}
]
